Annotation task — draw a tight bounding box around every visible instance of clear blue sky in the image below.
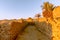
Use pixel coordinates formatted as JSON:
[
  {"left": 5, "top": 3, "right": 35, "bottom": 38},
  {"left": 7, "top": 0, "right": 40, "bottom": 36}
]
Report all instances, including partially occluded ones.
[{"left": 0, "top": 0, "right": 60, "bottom": 19}]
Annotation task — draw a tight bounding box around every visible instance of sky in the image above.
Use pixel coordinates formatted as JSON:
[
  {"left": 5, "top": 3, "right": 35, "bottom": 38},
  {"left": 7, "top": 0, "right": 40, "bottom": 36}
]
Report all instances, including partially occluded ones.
[{"left": 0, "top": 0, "right": 60, "bottom": 19}]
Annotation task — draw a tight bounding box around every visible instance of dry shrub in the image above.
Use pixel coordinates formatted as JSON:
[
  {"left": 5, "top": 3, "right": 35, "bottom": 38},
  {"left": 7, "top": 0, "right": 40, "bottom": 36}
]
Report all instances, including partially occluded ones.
[{"left": 0, "top": 21, "right": 27, "bottom": 40}]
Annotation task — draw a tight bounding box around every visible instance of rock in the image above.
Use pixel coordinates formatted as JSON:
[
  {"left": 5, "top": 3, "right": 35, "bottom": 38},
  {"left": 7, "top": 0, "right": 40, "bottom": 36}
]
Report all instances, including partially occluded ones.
[{"left": 53, "top": 6, "right": 60, "bottom": 19}]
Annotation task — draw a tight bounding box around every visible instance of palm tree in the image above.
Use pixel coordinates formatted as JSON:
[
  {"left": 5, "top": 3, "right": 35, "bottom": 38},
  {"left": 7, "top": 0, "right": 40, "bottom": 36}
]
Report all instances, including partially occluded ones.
[
  {"left": 42, "top": 2, "right": 54, "bottom": 11},
  {"left": 35, "top": 13, "right": 41, "bottom": 18},
  {"left": 35, "top": 13, "right": 41, "bottom": 22},
  {"left": 42, "top": 2, "right": 56, "bottom": 23}
]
